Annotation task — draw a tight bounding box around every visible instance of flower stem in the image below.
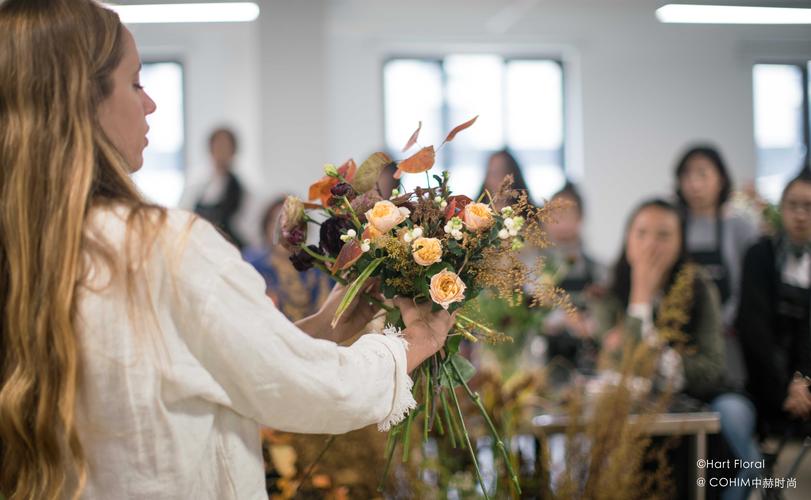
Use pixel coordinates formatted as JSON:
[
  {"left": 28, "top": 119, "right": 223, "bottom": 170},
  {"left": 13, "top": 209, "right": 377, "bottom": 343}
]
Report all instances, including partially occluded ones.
[
  {"left": 455, "top": 325, "right": 479, "bottom": 343},
  {"left": 312, "top": 262, "right": 393, "bottom": 313},
  {"left": 449, "top": 358, "right": 522, "bottom": 495},
  {"left": 300, "top": 244, "right": 335, "bottom": 264},
  {"left": 402, "top": 405, "right": 415, "bottom": 463},
  {"left": 423, "top": 364, "right": 430, "bottom": 441},
  {"left": 377, "top": 425, "right": 400, "bottom": 493},
  {"left": 442, "top": 363, "right": 489, "bottom": 500},
  {"left": 456, "top": 313, "right": 495, "bottom": 334},
  {"left": 297, "top": 435, "right": 336, "bottom": 493},
  {"left": 439, "top": 389, "right": 457, "bottom": 448},
  {"left": 341, "top": 196, "right": 363, "bottom": 230}
]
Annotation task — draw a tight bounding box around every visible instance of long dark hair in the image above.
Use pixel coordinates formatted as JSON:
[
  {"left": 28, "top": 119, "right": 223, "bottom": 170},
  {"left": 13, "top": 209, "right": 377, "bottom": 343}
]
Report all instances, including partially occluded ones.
[
  {"left": 674, "top": 145, "right": 733, "bottom": 209},
  {"left": 611, "top": 199, "right": 691, "bottom": 309},
  {"left": 477, "top": 148, "right": 530, "bottom": 203}
]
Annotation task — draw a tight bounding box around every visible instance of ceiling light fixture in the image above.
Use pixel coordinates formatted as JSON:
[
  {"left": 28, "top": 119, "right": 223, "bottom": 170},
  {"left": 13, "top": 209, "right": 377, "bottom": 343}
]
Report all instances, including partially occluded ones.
[
  {"left": 105, "top": 2, "right": 260, "bottom": 24},
  {"left": 656, "top": 4, "right": 811, "bottom": 24}
]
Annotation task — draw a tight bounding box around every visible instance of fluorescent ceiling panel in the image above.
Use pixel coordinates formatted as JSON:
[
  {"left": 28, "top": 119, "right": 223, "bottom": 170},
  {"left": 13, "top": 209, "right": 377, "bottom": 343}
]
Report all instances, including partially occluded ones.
[{"left": 105, "top": 2, "right": 260, "bottom": 24}]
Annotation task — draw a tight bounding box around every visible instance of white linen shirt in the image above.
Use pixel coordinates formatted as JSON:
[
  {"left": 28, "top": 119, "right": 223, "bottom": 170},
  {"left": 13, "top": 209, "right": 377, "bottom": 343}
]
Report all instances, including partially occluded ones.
[{"left": 75, "top": 207, "right": 414, "bottom": 499}]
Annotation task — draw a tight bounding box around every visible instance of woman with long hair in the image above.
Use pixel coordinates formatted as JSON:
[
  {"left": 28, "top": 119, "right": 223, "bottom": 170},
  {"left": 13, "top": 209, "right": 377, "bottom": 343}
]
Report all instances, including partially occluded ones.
[
  {"left": 477, "top": 149, "right": 531, "bottom": 211},
  {"left": 673, "top": 145, "right": 760, "bottom": 390},
  {"left": 0, "top": 1, "right": 452, "bottom": 498},
  {"left": 597, "top": 199, "right": 760, "bottom": 500}
]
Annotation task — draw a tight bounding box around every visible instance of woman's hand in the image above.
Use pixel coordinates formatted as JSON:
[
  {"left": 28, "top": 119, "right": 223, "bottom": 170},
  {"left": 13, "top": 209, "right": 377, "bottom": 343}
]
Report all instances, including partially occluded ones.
[
  {"left": 395, "top": 297, "right": 455, "bottom": 372},
  {"left": 783, "top": 378, "right": 811, "bottom": 420},
  {"left": 296, "top": 281, "right": 382, "bottom": 344},
  {"left": 630, "top": 244, "right": 671, "bottom": 305}
]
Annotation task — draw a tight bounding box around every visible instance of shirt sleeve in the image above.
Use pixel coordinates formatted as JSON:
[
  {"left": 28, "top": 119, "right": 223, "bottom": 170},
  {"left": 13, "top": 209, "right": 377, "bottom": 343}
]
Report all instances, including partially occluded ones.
[
  {"left": 165, "top": 212, "right": 415, "bottom": 433},
  {"left": 680, "top": 274, "right": 726, "bottom": 399}
]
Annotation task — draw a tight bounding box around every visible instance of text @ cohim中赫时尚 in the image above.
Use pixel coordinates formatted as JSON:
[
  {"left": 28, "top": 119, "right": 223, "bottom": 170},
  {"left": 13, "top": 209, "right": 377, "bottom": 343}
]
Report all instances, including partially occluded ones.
[{"left": 695, "top": 459, "right": 799, "bottom": 490}]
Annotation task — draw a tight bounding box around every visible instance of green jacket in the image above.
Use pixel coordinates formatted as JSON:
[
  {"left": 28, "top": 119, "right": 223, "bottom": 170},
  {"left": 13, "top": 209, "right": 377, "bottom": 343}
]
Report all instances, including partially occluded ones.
[{"left": 594, "top": 269, "right": 726, "bottom": 401}]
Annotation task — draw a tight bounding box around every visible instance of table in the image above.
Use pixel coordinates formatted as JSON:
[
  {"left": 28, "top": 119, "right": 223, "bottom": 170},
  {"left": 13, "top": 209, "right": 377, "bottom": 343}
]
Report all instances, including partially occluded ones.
[{"left": 531, "top": 411, "right": 721, "bottom": 500}]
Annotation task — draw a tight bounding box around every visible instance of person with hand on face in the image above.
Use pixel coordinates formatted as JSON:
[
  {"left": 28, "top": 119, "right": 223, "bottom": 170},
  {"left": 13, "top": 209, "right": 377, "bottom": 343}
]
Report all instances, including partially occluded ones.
[
  {"left": 738, "top": 168, "right": 811, "bottom": 429},
  {"left": 674, "top": 145, "right": 760, "bottom": 390},
  {"left": 596, "top": 200, "right": 725, "bottom": 399},
  {"left": 596, "top": 200, "right": 761, "bottom": 500},
  {"left": 0, "top": 1, "right": 454, "bottom": 499}
]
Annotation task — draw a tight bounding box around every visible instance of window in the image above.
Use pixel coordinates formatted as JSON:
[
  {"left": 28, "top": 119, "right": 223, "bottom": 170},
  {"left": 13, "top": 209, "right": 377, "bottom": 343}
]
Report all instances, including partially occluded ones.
[
  {"left": 384, "top": 55, "right": 566, "bottom": 203},
  {"left": 131, "top": 61, "right": 186, "bottom": 207},
  {"left": 753, "top": 63, "right": 810, "bottom": 202}
]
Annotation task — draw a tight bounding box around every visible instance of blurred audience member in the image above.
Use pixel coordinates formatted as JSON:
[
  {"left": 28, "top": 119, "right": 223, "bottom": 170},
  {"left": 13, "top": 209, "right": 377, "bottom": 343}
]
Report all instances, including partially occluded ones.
[
  {"left": 377, "top": 161, "right": 399, "bottom": 199},
  {"left": 243, "top": 197, "right": 332, "bottom": 321},
  {"left": 541, "top": 183, "right": 605, "bottom": 372},
  {"left": 674, "top": 144, "right": 760, "bottom": 389},
  {"left": 597, "top": 199, "right": 760, "bottom": 500},
  {"left": 195, "top": 127, "right": 245, "bottom": 248},
  {"left": 477, "top": 149, "right": 530, "bottom": 211},
  {"left": 738, "top": 168, "right": 811, "bottom": 430},
  {"left": 596, "top": 199, "right": 725, "bottom": 400}
]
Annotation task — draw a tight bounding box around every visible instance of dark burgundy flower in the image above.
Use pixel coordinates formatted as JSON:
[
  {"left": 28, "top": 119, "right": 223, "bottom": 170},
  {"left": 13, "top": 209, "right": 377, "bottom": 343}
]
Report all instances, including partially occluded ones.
[
  {"left": 282, "top": 226, "right": 306, "bottom": 248},
  {"left": 289, "top": 245, "right": 322, "bottom": 272},
  {"left": 330, "top": 182, "right": 355, "bottom": 199},
  {"left": 320, "top": 216, "right": 354, "bottom": 256}
]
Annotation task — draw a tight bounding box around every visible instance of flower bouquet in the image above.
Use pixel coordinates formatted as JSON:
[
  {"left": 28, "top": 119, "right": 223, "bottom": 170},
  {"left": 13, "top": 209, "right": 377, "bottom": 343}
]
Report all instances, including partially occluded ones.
[{"left": 280, "top": 117, "right": 569, "bottom": 497}]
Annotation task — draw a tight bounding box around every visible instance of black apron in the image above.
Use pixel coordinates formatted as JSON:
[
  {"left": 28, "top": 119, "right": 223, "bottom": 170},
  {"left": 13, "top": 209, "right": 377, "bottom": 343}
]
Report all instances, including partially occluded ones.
[
  {"left": 548, "top": 252, "right": 598, "bottom": 373},
  {"left": 776, "top": 259, "right": 811, "bottom": 365},
  {"left": 688, "top": 215, "right": 732, "bottom": 305}
]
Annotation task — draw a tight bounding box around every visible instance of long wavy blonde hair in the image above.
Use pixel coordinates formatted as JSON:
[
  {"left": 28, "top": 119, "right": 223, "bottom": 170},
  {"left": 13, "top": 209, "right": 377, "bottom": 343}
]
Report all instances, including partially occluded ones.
[{"left": 0, "top": 0, "right": 166, "bottom": 498}]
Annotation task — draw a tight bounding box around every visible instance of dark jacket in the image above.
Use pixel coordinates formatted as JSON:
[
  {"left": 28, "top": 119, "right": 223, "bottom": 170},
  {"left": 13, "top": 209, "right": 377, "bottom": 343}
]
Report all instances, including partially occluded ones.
[
  {"left": 194, "top": 171, "right": 244, "bottom": 248},
  {"left": 595, "top": 266, "right": 727, "bottom": 402},
  {"left": 736, "top": 236, "right": 811, "bottom": 420}
]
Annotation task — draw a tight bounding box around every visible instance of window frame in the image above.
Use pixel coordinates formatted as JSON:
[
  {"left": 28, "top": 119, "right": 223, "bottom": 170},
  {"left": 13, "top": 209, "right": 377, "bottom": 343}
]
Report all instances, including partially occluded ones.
[
  {"left": 381, "top": 54, "right": 567, "bottom": 175},
  {"left": 140, "top": 57, "right": 189, "bottom": 175}
]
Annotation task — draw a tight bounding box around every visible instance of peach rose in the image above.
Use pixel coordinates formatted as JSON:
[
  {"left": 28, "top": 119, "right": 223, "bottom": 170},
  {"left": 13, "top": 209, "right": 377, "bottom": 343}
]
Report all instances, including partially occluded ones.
[
  {"left": 412, "top": 237, "right": 443, "bottom": 266},
  {"left": 429, "top": 269, "right": 466, "bottom": 309},
  {"left": 462, "top": 202, "right": 494, "bottom": 231},
  {"left": 365, "top": 200, "right": 410, "bottom": 233},
  {"left": 362, "top": 224, "right": 384, "bottom": 241}
]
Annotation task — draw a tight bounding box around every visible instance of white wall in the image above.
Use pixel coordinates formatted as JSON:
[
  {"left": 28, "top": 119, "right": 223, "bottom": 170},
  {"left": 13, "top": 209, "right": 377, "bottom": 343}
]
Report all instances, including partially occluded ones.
[
  {"left": 130, "top": 0, "right": 811, "bottom": 259},
  {"left": 321, "top": 0, "right": 811, "bottom": 262}
]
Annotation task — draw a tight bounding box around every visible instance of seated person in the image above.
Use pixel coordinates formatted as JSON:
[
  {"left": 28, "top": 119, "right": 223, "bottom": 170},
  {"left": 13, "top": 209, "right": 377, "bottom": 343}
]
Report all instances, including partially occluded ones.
[
  {"left": 738, "top": 169, "right": 811, "bottom": 433},
  {"left": 596, "top": 199, "right": 760, "bottom": 500},
  {"left": 243, "top": 197, "right": 332, "bottom": 322},
  {"left": 596, "top": 199, "right": 724, "bottom": 398},
  {"left": 541, "top": 182, "right": 605, "bottom": 373}
]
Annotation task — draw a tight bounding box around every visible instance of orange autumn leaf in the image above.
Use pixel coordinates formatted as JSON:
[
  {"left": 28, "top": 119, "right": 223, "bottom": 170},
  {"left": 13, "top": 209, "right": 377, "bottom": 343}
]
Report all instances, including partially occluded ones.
[
  {"left": 401, "top": 121, "right": 422, "bottom": 152},
  {"left": 330, "top": 239, "right": 363, "bottom": 273},
  {"left": 337, "top": 158, "right": 357, "bottom": 181},
  {"left": 394, "top": 146, "right": 435, "bottom": 179},
  {"left": 307, "top": 159, "right": 358, "bottom": 206},
  {"left": 308, "top": 176, "right": 338, "bottom": 206},
  {"left": 441, "top": 115, "right": 478, "bottom": 146}
]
